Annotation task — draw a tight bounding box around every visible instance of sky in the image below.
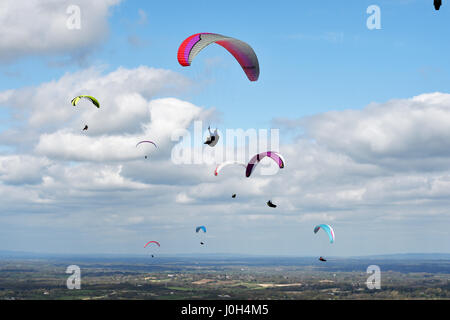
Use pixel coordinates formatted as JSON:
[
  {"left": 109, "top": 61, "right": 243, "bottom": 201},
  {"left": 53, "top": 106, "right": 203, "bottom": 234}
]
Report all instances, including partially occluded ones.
[{"left": 1, "top": 0, "right": 450, "bottom": 257}]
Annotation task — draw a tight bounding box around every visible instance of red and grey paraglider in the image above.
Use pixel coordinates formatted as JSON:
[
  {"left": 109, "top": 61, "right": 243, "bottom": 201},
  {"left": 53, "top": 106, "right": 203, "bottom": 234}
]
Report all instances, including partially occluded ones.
[{"left": 178, "top": 33, "right": 260, "bottom": 81}]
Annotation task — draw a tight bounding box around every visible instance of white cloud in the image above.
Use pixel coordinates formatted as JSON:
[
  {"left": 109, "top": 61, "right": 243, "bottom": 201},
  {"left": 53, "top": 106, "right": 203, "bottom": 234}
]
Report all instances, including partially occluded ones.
[
  {"left": 294, "top": 93, "right": 450, "bottom": 171},
  {"left": 2, "top": 65, "right": 450, "bottom": 255},
  {"left": 0, "top": 0, "right": 121, "bottom": 63}
]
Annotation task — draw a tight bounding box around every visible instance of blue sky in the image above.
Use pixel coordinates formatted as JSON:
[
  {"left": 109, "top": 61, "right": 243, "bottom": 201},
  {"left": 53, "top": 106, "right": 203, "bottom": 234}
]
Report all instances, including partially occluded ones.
[
  {"left": 3, "top": 0, "right": 450, "bottom": 128},
  {"left": 1, "top": 0, "right": 450, "bottom": 257}
]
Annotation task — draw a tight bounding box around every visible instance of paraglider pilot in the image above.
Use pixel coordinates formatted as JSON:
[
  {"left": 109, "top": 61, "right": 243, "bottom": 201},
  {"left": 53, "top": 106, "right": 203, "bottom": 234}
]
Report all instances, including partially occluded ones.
[{"left": 204, "top": 126, "right": 219, "bottom": 146}]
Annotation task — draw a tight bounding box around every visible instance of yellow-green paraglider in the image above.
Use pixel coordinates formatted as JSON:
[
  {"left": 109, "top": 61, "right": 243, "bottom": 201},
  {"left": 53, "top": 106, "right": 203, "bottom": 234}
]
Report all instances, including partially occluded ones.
[{"left": 71, "top": 95, "right": 100, "bottom": 108}]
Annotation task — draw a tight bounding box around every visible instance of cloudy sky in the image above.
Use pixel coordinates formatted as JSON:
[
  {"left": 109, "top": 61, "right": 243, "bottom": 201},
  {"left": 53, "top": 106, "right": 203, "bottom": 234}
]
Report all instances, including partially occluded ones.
[{"left": 1, "top": 0, "right": 450, "bottom": 257}]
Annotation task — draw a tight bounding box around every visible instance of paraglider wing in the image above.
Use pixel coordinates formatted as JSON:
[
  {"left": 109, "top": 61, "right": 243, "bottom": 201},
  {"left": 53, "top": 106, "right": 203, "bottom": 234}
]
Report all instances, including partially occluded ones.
[
  {"left": 71, "top": 95, "right": 100, "bottom": 108},
  {"left": 267, "top": 200, "right": 277, "bottom": 208},
  {"left": 314, "top": 224, "right": 335, "bottom": 244},
  {"left": 246, "top": 151, "right": 285, "bottom": 177},
  {"left": 136, "top": 141, "right": 158, "bottom": 148},
  {"left": 434, "top": 0, "right": 442, "bottom": 10},
  {"left": 177, "top": 33, "right": 259, "bottom": 81},
  {"left": 196, "top": 226, "right": 207, "bottom": 233},
  {"left": 144, "top": 241, "right": 160, "bottom": 248},
  {"left": 214, "top": 161, "right": 246, "bottom": 176}
]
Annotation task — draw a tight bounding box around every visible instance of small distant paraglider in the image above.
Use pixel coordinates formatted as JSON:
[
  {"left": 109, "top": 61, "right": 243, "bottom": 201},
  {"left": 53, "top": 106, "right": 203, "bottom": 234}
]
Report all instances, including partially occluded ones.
[
  {"left": 136, "top": 140, "right": 157, "bottom": 159},
  {"left": 196, "top": 226, "right": 206, "bottom": 245},
  {"left": 144, "top": 241, "right": 160, "bottom": 258},
  {"left": 314, "top": 224, "right": 335, "bottom": 263},
  {"left": 434, "top": 0, "right": 442, "bottom": 10},
  {"left": 71, "top": 95, "right": 100, "bottom": 131},
  {"left": 204, "top": 126, "right": 219, "bottom": 147},
  {"left": 232, "top": 194, "right": 236, "bottom": 198},
  {"left": 267, "top": 200, "right": 277, "bottom": 208}
]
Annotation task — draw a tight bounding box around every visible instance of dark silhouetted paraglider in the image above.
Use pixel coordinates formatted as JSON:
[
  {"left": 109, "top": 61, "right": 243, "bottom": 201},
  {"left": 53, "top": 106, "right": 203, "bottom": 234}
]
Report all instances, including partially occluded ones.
[
  {"left": 82, "top": 125, "right": 88, "bottom": 131},
  {"left": 319, "top": 257, "right": 327, "bottom": 262},
  {"left": 204, "top": 126, "right": 219, "bottom": 147},
  {"left": 232, "top": 194, "right": 236, "bottom": 198},
  {"left": 435, "top": 0, "right": 442, "bottom": 10},
  {"left": 267, "top": 200, "right": 277, "bottom": 208}
]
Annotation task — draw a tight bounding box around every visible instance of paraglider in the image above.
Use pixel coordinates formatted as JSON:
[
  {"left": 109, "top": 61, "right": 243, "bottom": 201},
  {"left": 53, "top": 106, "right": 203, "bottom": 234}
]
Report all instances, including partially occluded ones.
[
  {"left": 232, "top": 194, "right": 236, "bottom": 198},
  {"left": 314, "top": 224, "right": 335, "bottom": 244},
  {"left": 71, "top": 96, "right": 99, "bottom": 130},
  {"left": 434, "top": 0, "right": 442, "bottom": 10},
  {"left": 177, "top": 33, "right": 260, "bottom": 81},
  {"left": 314, "top": 225, "right": 334, "bottom": 263},
  {"left": 267, "top": 200, "right": 277, "bottom": 208},
  {"left": 196, "top": 226, "right": 206, "bottom": 246},
  {"left": 214, "top": 161, "right": 246, "bottom": 176},
  {"left": 246, "top": 151, "right": 285, "bottom": 178},
  {"left": 71, "top": 95, "right": 100, "bottom": 108},
  {"left": 136, "top": 141, "right": 157, "bottom": 159},
  {"left": 144, "top": 241, "right": 160, "bottom": 257},
  {"left": 204, "top": 126, "right": 219, "bottom": 147}
]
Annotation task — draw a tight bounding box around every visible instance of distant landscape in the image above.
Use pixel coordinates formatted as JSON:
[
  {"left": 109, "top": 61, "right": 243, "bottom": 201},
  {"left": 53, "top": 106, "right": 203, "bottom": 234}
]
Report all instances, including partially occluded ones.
[{"left": 1, "top": 252, "right": 449, "bottom": 300}]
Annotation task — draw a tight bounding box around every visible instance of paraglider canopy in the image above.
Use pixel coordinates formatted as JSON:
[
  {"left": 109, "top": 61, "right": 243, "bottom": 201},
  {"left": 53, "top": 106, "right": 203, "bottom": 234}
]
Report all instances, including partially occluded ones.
[
  {"left": 214, "top": 161, "right": 246, "bottom": 176},
  {"left": 267, "top": 200, "right": 277, "bottom": 208},
  {"left": 314, "top": 224, "right": 335, "bottom": 244},
  {"left": 246, "top": 151, "right": 285, "bottom": 177},
  {"left": 178, "top": 33, "right": 260, "bottom": 81},
  {"left": 136, "top": 141, "right": 158, "bottom": 148},
  {"left": 144, "top": 241, "right": 160, "bottom": 248},
  {"left": 71, "top": 95, "right": 100, "bottom": 108},
  {"left": 434, "top": 0, "right": 442, "bottom": 10},
  {"left": 196, "top": 226, "right": 207, "bottom": 233}
]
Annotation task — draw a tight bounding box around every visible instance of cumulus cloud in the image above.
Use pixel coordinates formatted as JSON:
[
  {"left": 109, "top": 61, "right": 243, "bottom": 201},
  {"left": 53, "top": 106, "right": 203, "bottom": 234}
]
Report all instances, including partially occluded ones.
[
  {"left": 2, "top": 67, "right": 450, "bottom": 256},
  {"left": 298, "top": 93, "right": 450, "bottom": 170},
  {"left": 0, "top": 0, "right": 121, "bottom": 63}
]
